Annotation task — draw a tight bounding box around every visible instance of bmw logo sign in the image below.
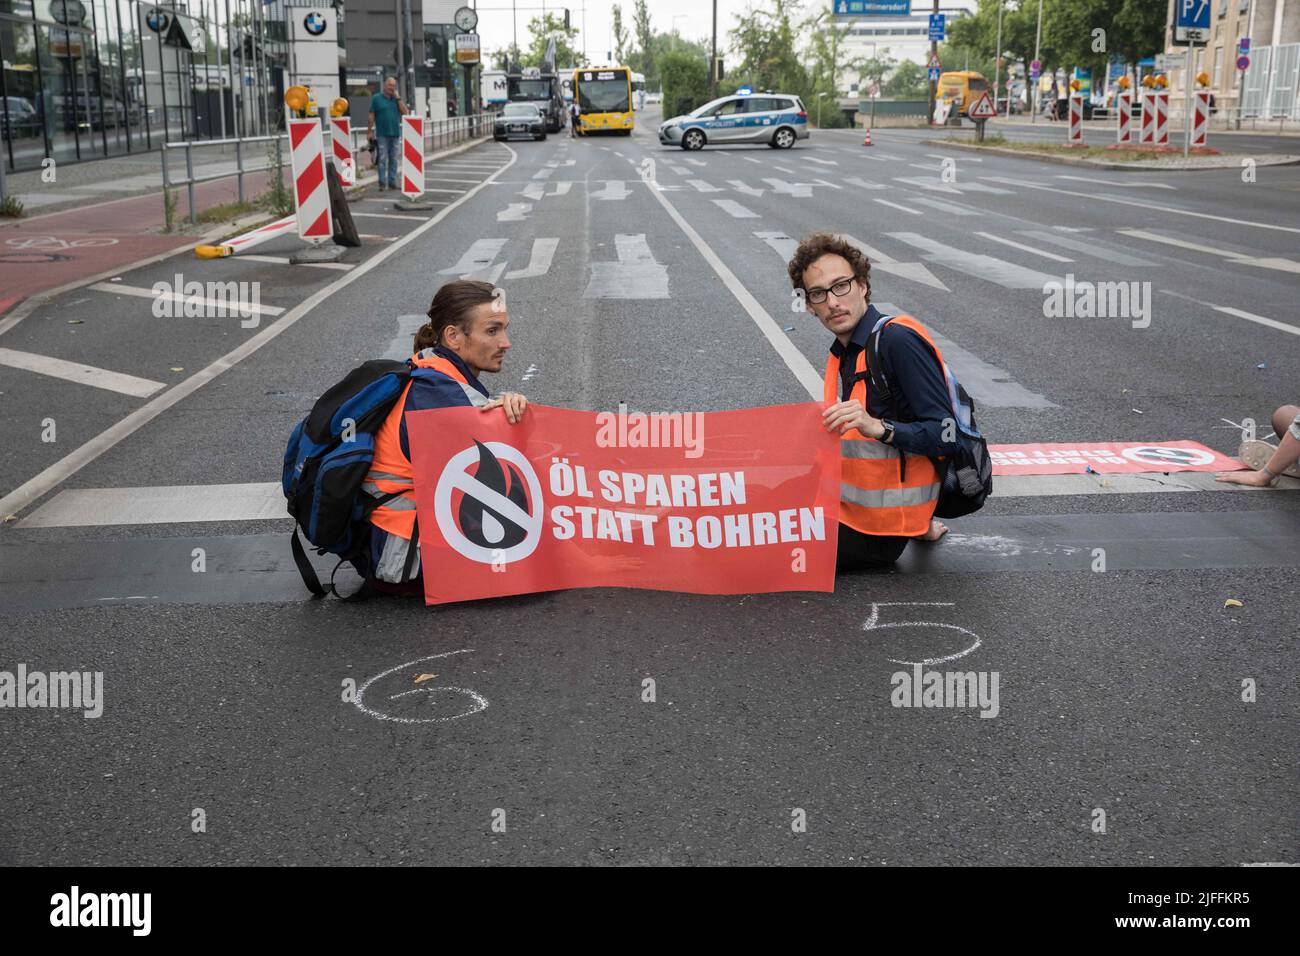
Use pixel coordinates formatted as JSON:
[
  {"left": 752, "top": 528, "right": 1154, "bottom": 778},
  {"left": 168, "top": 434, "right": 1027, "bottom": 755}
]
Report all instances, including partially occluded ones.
[
  {"left": 145, "top": 8, "right": 169, "bottom": 32},
  {"left": 303, "top": 12, "right": 327, "bottom": 36}
]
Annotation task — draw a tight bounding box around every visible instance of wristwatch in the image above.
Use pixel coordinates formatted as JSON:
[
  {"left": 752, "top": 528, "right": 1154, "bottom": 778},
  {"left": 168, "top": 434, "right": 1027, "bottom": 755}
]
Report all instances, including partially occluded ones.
[{"left": 880, "top": 420, "right": 896, "bottom": 445}]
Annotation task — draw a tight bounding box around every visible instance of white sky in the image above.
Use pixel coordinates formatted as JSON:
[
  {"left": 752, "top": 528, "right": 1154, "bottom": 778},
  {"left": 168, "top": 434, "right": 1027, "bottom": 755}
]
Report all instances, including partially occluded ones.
[{"left": 467, "top": 1, "right": 977, "bottom": 64}]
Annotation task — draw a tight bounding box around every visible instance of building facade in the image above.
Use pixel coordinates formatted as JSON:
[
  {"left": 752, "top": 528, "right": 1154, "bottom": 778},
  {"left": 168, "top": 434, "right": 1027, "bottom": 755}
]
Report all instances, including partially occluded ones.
[{"left": 836, "top": 4, "right": 972, "bottom": 96}]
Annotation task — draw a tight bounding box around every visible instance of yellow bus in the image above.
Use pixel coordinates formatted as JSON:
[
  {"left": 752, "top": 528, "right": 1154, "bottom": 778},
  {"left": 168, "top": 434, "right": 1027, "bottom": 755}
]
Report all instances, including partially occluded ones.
[
  {"left": 938, "top": 71, "right": 990, "bottom": 116},
  {"left": 572, "top": 66, "right": 634, "bottom": 135}
]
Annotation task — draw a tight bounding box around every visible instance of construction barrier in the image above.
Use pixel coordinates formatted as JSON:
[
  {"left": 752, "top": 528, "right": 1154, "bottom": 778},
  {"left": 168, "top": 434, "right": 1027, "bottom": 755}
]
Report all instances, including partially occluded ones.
[
  {"left": 1140, "top": 91, "right": 1156, "bottom": 145},
  {"left": 1116, "top": 90, "right": 1132, "bottom": 145},
  {"left": 288, "top": 117, "right": 331, "bottom": 241},
  {"left": 1152, "top": 91, "right": 1169, "bottom": 146},
  {"left": 1192, "top": 91, "right": 1211, "bottom": 148},
  {"left": 1068, "top": 94, "right": 1084, "bottom": 144},
  {"left": 402, "top": 116, "right": 424, "bottom": 199},
  {"left": 331, "top": 117, "right": 354, "bottom": 186},
  {"left": 194, "top": 216, "right": 296, "bottom": 259}
]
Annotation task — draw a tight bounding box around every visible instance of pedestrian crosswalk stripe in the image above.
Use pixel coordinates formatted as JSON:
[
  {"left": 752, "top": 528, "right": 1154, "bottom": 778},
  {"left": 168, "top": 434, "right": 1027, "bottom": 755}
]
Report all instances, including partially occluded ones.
[
  {"left": 0, "top": 348, "right": 166, "bottom": 399},
  {"left": 712, "top": 199, "right": 758, "bottom": 219},
  {"left": 974, "top": 232, "right": 1073, "bottom": 262}
]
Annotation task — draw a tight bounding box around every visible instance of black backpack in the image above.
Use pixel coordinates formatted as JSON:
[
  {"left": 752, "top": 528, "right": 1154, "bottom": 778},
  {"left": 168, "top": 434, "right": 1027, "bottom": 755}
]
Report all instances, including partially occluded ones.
[
  {"left": 863, "top": 315, "right": 993, "bottom": 520},
  {"left": 282, "top": 359, "right": 440, "bottom": 597}
]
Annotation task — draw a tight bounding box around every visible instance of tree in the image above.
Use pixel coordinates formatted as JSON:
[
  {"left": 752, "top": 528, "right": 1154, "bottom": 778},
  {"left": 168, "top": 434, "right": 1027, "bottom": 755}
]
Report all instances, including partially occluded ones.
[
  {"left": 521, "top": 13, "right": 585, "bottom": 69},
  {"left": 612, "top": 4, "right": 631, "bottom": 66},
  {"left": 855, "top": 48, "right": 898, "bottom": 97},
  {"left": 659, "top": 48, "right": 711, "bottom": 118},
  {"left": 633, "top": 0, "right": 655, "bottom": 81},
  {"left": 883, "top": 60, "right": 927, "bottom": 99},
  {"left": 728, "top": 0, "right": 808, "bottom": 101}
]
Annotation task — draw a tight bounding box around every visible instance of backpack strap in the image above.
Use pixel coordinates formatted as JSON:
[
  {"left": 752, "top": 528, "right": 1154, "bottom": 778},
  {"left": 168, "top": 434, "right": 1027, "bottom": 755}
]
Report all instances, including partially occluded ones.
[{"left": 291, "top": 524, "right": 327, "bottom": 599}]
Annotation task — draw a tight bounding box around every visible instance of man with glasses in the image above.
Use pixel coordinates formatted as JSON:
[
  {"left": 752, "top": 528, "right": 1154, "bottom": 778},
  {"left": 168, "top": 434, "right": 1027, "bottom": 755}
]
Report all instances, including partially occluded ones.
[{"left": 787, "top": 232, "right": 959, "bottom": 570}]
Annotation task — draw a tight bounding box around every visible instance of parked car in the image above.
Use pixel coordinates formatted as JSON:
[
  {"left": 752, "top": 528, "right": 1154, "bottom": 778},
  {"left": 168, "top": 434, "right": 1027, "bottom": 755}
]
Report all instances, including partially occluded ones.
[
  {"left": 658, "top": 92, "right": 809, "bottom": 150},
  {"left": 2, "top": 96, "right": 40, "bottom": 138}
]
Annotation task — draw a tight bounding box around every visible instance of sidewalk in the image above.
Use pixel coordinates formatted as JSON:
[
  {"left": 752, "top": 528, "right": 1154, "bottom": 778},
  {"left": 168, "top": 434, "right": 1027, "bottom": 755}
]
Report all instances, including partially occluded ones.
[{"left": 0, "top": 133, "right": 491, "bottom": 323}]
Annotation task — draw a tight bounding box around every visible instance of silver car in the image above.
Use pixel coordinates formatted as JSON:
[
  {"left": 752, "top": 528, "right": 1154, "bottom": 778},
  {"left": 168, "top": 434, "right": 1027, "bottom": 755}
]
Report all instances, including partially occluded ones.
[
  {"left": 658, "top": 93, "right": 810, "bottom": 150},
  {"left": 493, "top": 103, "right": 547, "bottom": 141}
]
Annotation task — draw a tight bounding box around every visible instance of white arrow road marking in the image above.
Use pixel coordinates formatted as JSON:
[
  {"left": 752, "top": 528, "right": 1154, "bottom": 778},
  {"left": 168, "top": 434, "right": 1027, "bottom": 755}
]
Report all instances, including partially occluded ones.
[
  {"left": 584, "top": 234, "right": 669, "bottom": 299},
  {"left": 888, "top": 232, "right": 1061, "bottom": 289},
  {"left": 519, "top": 181, "right": 573, "bottom": 200},
  {"left": 975, "top": 232, "right": 1073, "bottom": 262},
  {"left": 755, "top": 231, "right": 797, "bottom": 260},
  {"left": 439, "top": 238, "right": 509, "bottom": 277},
  {"left": 531, "top": 167, "right": 555, "bottom": 179},
  {"left": 687, "top": 179, "right": 723, "bottom": 192},
  {"left": 727, "top": 179, "right": 765, "bottom": 197},
  {"left": 0, "top": 348, "right": 166, "bottom": 398},
  {"left": 497, "top": 202, "right": 532, "bottom": 221},
  {"left": 592, "top": 179, "right": 631, "bottom": 200},
  {"left": 762, "top": 177, "right": 813, "bottom": 197},
  {"left": 837, "top": 234, "right": 950, "bottom": 292},
  {"left": 712, "top": 199, "right": 758, "bottom": 218},
  {"left": 505, "top": 237, "right": 559, "bottom": 279}
]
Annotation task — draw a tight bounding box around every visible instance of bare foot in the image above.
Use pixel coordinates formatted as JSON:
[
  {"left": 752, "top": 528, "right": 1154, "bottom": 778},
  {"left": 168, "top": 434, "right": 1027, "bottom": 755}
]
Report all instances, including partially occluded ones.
[{"left": 917, "top": 519, "right": 949, "bottom": 542}]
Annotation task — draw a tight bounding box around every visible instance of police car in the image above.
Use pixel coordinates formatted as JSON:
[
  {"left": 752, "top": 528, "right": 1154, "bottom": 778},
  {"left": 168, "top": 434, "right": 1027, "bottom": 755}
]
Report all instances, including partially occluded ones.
[{"left": 658, "top": 91, "right": 809, "bottom": 150}]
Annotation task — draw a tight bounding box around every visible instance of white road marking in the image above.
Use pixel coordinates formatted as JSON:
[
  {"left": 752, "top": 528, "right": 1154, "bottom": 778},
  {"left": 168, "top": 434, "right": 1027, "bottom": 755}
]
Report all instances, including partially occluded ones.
[
  {"left": 383, "top": 315, "right": 429, "bottom": 360},
  {"left": 584, "top": 234, "right": 669, "bottom": 299},
  {"left": 981, "top": 176, "right": 1300, "bottom": 235},
  {"left": 505, "top": 237, "right": 559, "bottom": 279},
  {"left": 727, "top": 179, "right": 765, "bottom": 197},
  {"left": 684, "top": 157, "right": 707, "bottom": 167},
  {"left": 592, "top": 179, "right": 631, "bottom": 200},
  {"left": 812, "top": 178, "right": 842, "bottom": 189},
  {"left": 843, "top": 176, "right": 885, "bottom": 190},
  {"left": 888, "top": 232, "right": 1060, "bottom": 289},
  {"left": 417, "top": 186, "right": 468, "bottom": 194},
  {"left": 86, "top": 282, "right": 285, "bottom": 316},
  {"left": 687, "top": 179, "right": 723, "bottom": 192},
  {"left": 763, "top": 177, "right": 813, "bottom": 198},
  {"left": 497, "top": 202, "right": 532, "bottom": 221},
  {"left": 1056, "top": 174, "right": 1175, "bottom": 189},
  {"left": 350, "top": 212, "right": 429, "bottom": 221},
  {"left": 873, "top": 198, "right": 922, "bottom": 215},
  {"left": 531, "top": 167, "right": 555, "bottom": 179},
  {"left": 755, "top": 231, "right": 797, "bottom": 260},
  {"left": 636, "top": 197, "right": 818, "bottom": 399},
  {"left": 1239, "top": 256, "right": 1300, "bottom": 273},
  {"left": 422, "top": 176, "right": 488, "bottom": 183},
  {"left": 21, "top": 482, "right": 284, "bottom": 526},
  {"left": 438, "top": 238, "right": 509, "bottom": 276},
  {"left": 1117, "top": 229, "right": 1249, "bottom": 258},
  {"left": 927, "top": 153, "right": 981, "bottom": 162},
  {"left": 740, "top": 156, "right": 762, "bottom": 164},
  {"left": 773, "top": 164, "right": 796, "bottom": 174},
  {"left": 1160, "top": 288, "right": 1300, "bottom": 337},
  {"left": 890, "top": 175, "right": 962, "bottom": 195},
  {"left": 712, "top": 199, "right": 758, "bottom": 218},
  {"left": 974, "top": 232, "right": 1074, "bottom": 262},
  {"left": 1018, "top": 230, "right": 1158, "bottom": 265},
  {"left": 907, "top": 162, "right": 942, "bottom": 172},
  {"left": 0, "top": 348, "right": 166, "bottom": 398},
  {"left": 912, "top": 196, "right": 978, "bottom": 216},
  {"left": 805, "top": 156, "right": 838, "bottom": 165},
  {"left": 836, "top": 234, "right": 949, "bottom": 291},
  {"left": 230, "top": 254, "right": 355, "bottom": 271}
]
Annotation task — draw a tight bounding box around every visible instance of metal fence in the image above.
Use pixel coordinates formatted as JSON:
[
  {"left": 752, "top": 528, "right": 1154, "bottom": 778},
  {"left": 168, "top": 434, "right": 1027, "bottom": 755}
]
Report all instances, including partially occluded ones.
[
  {"left": 160, "top": 113, "right": 494, "bottom": 224},
  {"left": 1241, "top": 43, "right": 1300, "bottom": 121}
]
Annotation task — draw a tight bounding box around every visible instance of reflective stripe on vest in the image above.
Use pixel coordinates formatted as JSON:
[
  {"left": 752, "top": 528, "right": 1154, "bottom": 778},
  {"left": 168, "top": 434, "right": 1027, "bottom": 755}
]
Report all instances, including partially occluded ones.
[
  {"left": 824, "top": 312, "right": 941, "bottom": 537},
  {"left": 367, "top": 352, "right": 474, "bottom": 540}
]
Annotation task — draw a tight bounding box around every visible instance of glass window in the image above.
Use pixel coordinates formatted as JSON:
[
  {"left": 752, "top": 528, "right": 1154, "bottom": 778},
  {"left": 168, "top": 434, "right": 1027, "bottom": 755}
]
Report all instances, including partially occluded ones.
[
  {"left": 36, "top": 21, "right": 85, "bottom": 162},
  {"left": 2, "top": 19, "right": 44, "bottom": 170}
]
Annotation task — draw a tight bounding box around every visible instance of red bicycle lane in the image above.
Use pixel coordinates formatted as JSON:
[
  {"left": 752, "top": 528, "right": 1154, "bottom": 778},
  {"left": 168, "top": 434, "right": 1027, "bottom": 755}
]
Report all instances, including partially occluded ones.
[{"left": 0, "top": 164, "right": 290, "bottom": 322}]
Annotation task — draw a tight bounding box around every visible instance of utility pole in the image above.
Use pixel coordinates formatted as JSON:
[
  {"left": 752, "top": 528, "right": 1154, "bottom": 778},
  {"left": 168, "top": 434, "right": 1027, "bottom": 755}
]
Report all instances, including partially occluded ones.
[
  {"left": 927, "top": 0, "right": 938, "bottom": 123},
  {"left": 710, "top": 0, "right": 717, "bottom": 98},
  {"left": 994, "top": 0, "right": 1003, "bottom": 113},
  {"left": 1030, "top": 0, "right": 1043, "bottom": 123},
  {"left": 402, "top": 0, "right": 416, "bottom": 107}
]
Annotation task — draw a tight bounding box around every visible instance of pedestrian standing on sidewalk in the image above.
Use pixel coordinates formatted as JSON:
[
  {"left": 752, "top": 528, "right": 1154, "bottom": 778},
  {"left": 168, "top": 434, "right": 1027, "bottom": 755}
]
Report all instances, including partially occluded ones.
[{"left": 367, "top": 77, "right": 408, "bottom": 191}]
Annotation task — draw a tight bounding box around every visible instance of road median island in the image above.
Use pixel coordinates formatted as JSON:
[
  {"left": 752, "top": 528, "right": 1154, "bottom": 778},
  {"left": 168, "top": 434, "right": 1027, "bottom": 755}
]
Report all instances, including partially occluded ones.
[{"left": 925, "top": 135, "right": 1300, "bottom": 171}]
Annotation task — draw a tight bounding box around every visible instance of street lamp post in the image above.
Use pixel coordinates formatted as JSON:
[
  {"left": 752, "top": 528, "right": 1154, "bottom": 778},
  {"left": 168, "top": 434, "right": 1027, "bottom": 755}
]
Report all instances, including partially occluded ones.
[
  {"left": 994, "top": 1, "right": 1004, "bottom": 113},
  {"left": 1031, "top": 0, "right": 1043, "bottom": 123}
]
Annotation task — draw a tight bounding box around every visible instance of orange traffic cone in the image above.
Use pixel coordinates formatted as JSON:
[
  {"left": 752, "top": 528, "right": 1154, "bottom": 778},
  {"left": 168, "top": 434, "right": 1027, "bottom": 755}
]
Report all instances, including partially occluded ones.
[{"left": 862, "top": 129, "right": 873, "bottom": 146}]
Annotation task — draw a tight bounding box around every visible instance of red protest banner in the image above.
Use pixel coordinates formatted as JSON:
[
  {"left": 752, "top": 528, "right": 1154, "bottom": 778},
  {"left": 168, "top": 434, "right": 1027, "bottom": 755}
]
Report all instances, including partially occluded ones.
[
  {"left": 989, "top": 440, "right": 1244, "bottom": 475},
  {"left": 406, "top": 403, "right": 841, "bottom": 604}
]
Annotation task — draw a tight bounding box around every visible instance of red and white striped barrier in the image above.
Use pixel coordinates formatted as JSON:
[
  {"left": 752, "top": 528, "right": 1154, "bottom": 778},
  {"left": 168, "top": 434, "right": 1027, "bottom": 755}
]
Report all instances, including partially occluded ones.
[
  {"left": 401, "top": 116, "right": 424, "bottom": 199},
  {"left": 1116, "top": 90, "right": 1132, "bottom": 144},
  {"left": 330, "top": 116, "right": 354, "bottom": 186},
  {"left": 288, "top": 117, "right": 331, "bottom": 241},
  {"left": 1068, "top": 94, "right": 1084, "bottom": 143},
  {"left": 1152, "top": 91, "right": 1169, "bottom": 145},
  {"left": 1192, "top": 91, "right": 1210, "bottom": 148},
  {"left": 195, "top": 215, "right": 296, "bottom": 259},
  {"left": 1140, "top": 91, "right": 1155, "bottom": 144}
]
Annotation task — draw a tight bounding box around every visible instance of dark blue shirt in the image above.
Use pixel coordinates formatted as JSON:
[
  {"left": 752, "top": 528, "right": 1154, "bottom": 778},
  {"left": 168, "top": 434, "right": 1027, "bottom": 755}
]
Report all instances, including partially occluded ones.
[
  {"left": 829, "top": 304, "right": 962, "bottom": 459},
  {"left": 398, "top": 346, "right": 490, "bottom": 459}
]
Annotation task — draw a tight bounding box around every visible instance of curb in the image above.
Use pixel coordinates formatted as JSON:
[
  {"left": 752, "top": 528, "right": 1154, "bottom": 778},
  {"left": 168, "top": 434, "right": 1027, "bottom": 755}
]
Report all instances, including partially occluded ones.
[
  {"left": 922, "top": 138, "right": 1300, "bottom": 171},
  {"left": 0, "top": 135, "right": 493, "bottom": 337}
]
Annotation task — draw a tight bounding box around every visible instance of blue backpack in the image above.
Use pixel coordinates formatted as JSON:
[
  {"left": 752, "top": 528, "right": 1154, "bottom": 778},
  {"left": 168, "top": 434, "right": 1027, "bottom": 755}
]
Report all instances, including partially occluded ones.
[{"left": 282, "top": 359, "right": 439, "bottom": 597}]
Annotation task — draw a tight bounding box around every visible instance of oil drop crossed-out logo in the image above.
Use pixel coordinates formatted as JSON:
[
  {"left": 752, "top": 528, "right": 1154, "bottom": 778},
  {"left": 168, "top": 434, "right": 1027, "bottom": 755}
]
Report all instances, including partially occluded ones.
[{"left": 434, "top": 440, "right": 544, "bottom": 564}]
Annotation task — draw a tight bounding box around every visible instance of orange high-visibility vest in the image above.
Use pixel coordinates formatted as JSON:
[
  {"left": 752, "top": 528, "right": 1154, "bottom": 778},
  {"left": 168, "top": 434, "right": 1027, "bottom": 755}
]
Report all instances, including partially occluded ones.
[
  {"left": 824, "top": 313, "right": 942, "bottom": 537},
  {"left": 366, "top": 352, "right": 476, "bottom": 540}
]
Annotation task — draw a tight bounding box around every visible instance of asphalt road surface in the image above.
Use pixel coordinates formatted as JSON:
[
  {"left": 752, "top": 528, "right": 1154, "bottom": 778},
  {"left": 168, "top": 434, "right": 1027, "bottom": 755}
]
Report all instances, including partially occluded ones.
[{"left": 1, "top": 106, "right": 1296, "bottom": 865}]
